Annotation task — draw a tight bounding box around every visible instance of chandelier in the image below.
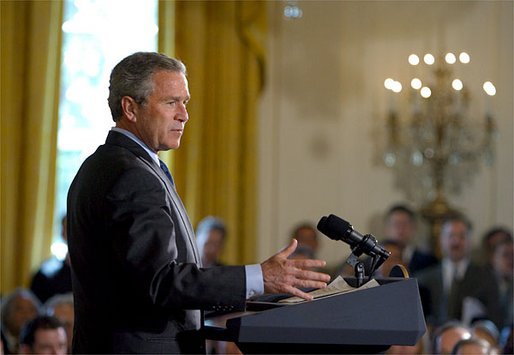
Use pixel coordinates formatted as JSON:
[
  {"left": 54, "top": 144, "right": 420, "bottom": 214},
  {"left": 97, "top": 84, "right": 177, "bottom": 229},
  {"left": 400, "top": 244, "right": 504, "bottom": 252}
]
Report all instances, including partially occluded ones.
[{"left": 380, "top": 52, "right": 497, "bottom": 240}]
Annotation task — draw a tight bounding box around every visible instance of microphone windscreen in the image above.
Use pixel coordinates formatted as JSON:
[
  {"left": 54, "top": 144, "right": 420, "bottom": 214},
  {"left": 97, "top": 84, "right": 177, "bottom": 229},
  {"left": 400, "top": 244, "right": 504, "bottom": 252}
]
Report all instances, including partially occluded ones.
[{"left": 317, "top": 214, "right": 351, "bottom": 241}]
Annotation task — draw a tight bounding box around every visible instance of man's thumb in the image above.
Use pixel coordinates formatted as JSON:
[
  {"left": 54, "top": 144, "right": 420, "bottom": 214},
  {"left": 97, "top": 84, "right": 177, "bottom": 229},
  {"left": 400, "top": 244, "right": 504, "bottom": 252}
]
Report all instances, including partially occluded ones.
[{"left": 279, "top": 238, "right": 298, "bottom": 257}]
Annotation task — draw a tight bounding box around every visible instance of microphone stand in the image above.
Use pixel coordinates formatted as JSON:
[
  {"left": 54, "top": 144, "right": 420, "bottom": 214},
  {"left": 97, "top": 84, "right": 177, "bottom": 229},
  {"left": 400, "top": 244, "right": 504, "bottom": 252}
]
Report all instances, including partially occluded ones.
[{"left": 343, "top": 234, "right": 390, "bottom": 287}]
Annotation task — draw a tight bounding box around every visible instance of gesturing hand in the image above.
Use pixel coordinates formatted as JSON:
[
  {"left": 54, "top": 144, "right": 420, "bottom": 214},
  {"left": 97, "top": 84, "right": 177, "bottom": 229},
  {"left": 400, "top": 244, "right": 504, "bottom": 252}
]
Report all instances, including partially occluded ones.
[{"left": 260, "top": 239, "right": 331, "bottom": 301}]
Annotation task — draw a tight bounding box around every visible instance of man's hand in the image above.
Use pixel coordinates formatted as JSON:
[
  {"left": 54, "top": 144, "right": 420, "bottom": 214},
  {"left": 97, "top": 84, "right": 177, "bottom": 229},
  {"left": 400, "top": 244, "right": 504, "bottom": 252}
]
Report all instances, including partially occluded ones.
[{"left": 260, "top": 239, "right": 331, "bottom": 301}]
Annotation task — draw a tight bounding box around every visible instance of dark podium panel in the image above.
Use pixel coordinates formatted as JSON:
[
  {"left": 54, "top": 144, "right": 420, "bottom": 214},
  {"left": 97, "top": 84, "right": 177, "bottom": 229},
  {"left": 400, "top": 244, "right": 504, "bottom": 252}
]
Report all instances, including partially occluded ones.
[{"left": 204, "top": 278, "right": 426, "bottom": 354}]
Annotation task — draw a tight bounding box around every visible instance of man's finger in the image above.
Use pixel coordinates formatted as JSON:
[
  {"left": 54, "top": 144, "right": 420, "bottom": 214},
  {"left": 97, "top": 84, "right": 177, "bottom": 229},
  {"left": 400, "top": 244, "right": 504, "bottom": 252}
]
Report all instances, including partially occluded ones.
[
  {"left": 293, "top": 269, "right": 331, "bottom": 283},
  {"left": 277, "top": 238, "right": 298, "bottom": 258},
  {"left": 289, "top": 258, "right": 327, "bottom": 269},
  {"left": 283, "top": 284, "right": 314, "bottom": 301},
  {"left": 293, "top": 279, "right": 329, "bottom": 290}
]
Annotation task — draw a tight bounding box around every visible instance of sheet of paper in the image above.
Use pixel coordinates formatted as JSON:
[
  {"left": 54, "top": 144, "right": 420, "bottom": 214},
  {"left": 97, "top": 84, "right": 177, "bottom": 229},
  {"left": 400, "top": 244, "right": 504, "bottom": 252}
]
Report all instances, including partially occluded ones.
[{"left": 278, "top": 276, "right": 380, "bottom": 304}]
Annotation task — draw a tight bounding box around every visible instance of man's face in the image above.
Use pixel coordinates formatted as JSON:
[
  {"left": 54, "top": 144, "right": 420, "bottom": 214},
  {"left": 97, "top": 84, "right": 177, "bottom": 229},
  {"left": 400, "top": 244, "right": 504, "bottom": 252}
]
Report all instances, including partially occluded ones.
[
  {"left": 6, "top": 296, "right": 38, "bottom": 336},
  {"left": 52, "top": 304, "right": 74, "bottom": 351},
  {"left": 385, "top": 212, "right": 416, "bottom": 247},
  {"left": 440, "top": 221, "right": 471, "bottom": 262},
  {"left": 492, "top": 242, "right": 514, "bottom": 279},
  {"left": 133, "top": 70, "right": 190, "bottom": 152},
  {"left": 31, "top": 328, "right": 67, "bottom": 355}
]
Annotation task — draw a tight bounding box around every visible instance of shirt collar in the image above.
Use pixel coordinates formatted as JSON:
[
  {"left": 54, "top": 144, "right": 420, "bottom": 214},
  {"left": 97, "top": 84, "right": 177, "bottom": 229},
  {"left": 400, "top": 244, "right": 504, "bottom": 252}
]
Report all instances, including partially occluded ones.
[{"left": 111, "top": 127, "right": 160, "bottom": 165}]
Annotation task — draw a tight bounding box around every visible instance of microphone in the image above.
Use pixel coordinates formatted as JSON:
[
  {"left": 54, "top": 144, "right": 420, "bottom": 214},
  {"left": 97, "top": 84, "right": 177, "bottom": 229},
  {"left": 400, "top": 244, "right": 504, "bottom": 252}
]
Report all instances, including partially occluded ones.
[{"left": 317, "top": 214, "right": 390, "bottom": 260}]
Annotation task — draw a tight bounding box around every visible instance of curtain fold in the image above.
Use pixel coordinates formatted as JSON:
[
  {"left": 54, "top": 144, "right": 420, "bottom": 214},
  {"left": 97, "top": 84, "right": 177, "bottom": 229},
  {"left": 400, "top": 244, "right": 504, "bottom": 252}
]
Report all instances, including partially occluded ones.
[
  {"left": 159, "top": 1, "right": 266, "bottom": 264},
  {"left": 1, "top": 0, "right": 63, "bottom": 294}
]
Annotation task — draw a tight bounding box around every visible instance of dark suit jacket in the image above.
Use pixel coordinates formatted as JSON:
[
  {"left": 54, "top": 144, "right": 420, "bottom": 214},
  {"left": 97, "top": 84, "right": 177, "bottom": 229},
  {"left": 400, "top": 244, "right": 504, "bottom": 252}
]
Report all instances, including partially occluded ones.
[
  {"left": 415, "top": 261, "right": 502, "bottom": 328},
  {"left": 67, "top": 131, "right": 246, "bottom": 354},
  {"left": 408, "top": 249, "right": 438, "bottom": 274}
]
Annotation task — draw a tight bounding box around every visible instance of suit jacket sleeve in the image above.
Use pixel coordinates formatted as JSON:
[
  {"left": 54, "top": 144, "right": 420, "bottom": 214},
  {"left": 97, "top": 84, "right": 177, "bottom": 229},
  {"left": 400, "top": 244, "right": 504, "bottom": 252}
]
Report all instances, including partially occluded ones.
[{"left": 107, "top": 166, "right": 246, "bottom": 312}]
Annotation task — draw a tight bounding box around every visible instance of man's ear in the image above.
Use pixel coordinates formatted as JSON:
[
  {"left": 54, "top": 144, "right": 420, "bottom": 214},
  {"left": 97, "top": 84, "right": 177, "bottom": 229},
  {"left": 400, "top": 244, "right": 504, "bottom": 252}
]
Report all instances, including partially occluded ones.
[{"left": 121, "top": 96, "right": 138, "bottom": 122}]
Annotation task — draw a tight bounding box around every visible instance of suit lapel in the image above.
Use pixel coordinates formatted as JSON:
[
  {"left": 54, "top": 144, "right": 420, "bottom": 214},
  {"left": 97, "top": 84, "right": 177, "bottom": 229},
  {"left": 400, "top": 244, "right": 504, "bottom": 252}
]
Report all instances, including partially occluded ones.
[{"left": 105, "top": 131, "right": 201, "bottom": 265}]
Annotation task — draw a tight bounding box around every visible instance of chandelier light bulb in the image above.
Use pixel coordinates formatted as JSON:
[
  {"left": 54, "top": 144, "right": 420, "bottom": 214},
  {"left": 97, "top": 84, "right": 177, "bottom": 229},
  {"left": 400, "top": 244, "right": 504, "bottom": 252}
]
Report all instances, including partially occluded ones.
[
  {"left": 384, "top": 78, "right": 395, "bottom": 90},
  {"left": 483, "top": 81, "right": 496, "bottom": 96},
  {"left": 424, "top": 53, "right": 435, "bottom": 65},
  {"left": 459, "top": 52, "right": 470, "bottom": 63},
  {"left": 420, "top": 86, "right": 431, "bottom": 98},
  {"left": 408, "top": 54, "right": 420, "bottom": 65},
  {"left": 411, "top": 78, "right": 422, "bottom": 90},
  {"left": 445, "top": 53, "right": 457, "bottom": 64},
  {"left": 452, "top": 79, "right": 463, "bottom": 91},
  {"left": 392, "top": 81, "right": 403, "bottom": 93}
]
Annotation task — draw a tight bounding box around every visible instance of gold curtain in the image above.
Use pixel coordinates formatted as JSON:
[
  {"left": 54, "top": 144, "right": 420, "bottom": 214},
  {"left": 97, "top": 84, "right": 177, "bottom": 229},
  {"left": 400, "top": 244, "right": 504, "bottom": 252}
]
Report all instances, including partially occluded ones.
[
  {"left": 1, "top": 1, "right": 63, "bottom": 294},
  {"left": 159, "top": 1, "right": 267, "bottom": 264}
]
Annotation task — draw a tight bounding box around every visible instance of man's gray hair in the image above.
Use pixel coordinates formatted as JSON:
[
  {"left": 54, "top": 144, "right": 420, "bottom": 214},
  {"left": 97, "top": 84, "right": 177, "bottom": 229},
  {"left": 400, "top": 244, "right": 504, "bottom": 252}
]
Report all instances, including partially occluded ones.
[
  {"left": 108, "top": 52, "right": 186, "bottom": 121},
  {"left": 43, "top": 292, "right": 74, "bottom": 315}
]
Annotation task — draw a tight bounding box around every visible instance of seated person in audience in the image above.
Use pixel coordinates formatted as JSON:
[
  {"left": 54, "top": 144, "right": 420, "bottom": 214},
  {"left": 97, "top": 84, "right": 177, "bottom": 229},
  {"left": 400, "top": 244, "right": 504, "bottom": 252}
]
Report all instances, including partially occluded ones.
[
  {"left": 18, "top": 315, "right": 67, "bottom": 355},
  {"left": 383, "top": 204, "right": 437, "bottom": 274},
  {"left": 479, "top": 226, "right": 513, "bottom": 267},
  {"left": 470, "top": 319, "right": 500, "bottom": 352},
  {"left": 290, "top": 222, "right": 320, "bottom": 257},
  {"left": 0, "top": 288, "right": 40, "bottom": 354},
  {"left": 431, "top": 321, "right": 472, "bottom": 355},
  {"left": 416, "top": 215, "right": 502, "bottom": 328},
  {"left": 43, "top": 293, "right": 74, "bottom": 354},
  {"left": 30, "top": 215, "right": 72, "bottom": 303},
  {"left": 450, "top": 337, "right": 492, "bottom": 355},
  {"left": 195, "top": 216, "right": 227, "bottom": 267},
  {"left": 490, "top": 238, "right": 513, "bottom": 330}
]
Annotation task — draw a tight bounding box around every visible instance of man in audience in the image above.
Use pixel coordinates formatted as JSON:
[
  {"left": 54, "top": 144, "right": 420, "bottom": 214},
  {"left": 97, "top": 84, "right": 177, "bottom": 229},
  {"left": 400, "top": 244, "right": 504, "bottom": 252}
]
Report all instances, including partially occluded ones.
[
  {"left": 450, "top": 337, "right": 492, "bottom": 355},
  {"left": 383, "top": 204, "right": 437, "bottom": 274},
  {"left": 431, "top": 321, "right": 472, "bottom": 354},
  {"left": 30, "top": 215, "right": 72, "bottom": 304},
  {"left": 470, "top": 319, "right": 500, "bottom": 352},
  {"left": 480, "top": 226, "right": 513, "bottom": 267},
  {"left": 195, "top": 216, "right": 227, "bottom": 267},
  {"left": 0, "top": 288, "right": 40, "bottom": 354},
  {"left": 416, "top": 215, "right": 502, "bottom": 328},
  {"left": 18, "top": 315, "right": 67, "bottom": 355},
  {"left": 490, "top": 239, "right": 513, "bottom": 329},
  {"left": 44, "top": 293, "right": 74, "bottom": 354}
]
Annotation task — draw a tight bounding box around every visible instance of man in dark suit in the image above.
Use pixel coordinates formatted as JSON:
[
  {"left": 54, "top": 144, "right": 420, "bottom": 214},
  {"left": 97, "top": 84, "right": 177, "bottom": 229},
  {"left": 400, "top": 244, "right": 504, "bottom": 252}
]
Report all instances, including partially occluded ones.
[
  {"left": 383, "top": 204, "right": 438, "bottom": 274},
  {"left": 67, "top": 52, "right": 330, "bottom": 354},
  {"left": 415, "top": 215, "right": 502, "bottom": 328}
]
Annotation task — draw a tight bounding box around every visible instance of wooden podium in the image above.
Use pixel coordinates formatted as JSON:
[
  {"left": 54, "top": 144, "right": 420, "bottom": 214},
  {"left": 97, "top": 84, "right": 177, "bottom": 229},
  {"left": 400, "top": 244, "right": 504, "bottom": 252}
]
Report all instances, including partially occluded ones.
[{"left": 204, "top": 278, "right": 426, "bottom": 354}]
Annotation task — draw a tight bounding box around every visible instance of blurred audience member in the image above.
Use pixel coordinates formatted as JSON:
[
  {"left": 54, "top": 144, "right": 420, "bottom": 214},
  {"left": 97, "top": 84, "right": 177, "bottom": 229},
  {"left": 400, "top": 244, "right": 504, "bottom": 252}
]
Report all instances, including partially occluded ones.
[
  {"left": 383, "top": 204, "right": 437, "bottom": 274},
  {"left": 490, "top": 239, "right": 513, "bottom": 329},
  {"left": 290, "top": 222, "right": 319, "bottom": 257},
  {"left": 0, "top": 288, "right": 40, "bottom": 354},
  {"left": 18, "top": 315, "right": 67, "bottom": 355},
  {"left": 44, "top": 293, "right": 74, "bottom": 353},
  {"left": 471, "top": 319, "right": 500, "bottom": 348},
  {"left": 480, "top": 226, "right": 513, "bottom": 267},
  {"left": 416, "top": 215, "right": 501, "bottom": 328},
  {"left": 30, "top": 215, "right": 72, "bottom": 303},
  {"left": 195, "top": 216, "right": 227, "bottom": 267},
  {"left": 431, "top": 321, "right": 472, "bottom": 354},
  {"left": 450, "top": 337, "right": 492, "bottom": 355}
]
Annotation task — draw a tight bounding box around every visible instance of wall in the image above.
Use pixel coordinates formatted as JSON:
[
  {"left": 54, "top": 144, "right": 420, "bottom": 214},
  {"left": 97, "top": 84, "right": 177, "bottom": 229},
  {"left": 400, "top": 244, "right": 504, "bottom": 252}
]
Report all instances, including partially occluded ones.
[{"left": 258, "top": 1, "right": 513, "bottom": 269}]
